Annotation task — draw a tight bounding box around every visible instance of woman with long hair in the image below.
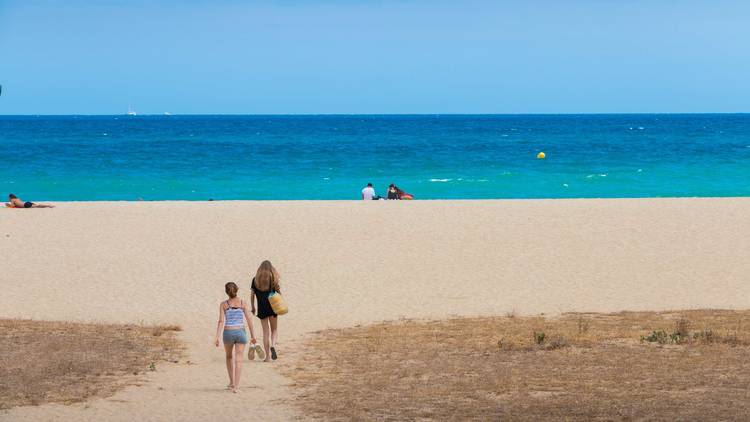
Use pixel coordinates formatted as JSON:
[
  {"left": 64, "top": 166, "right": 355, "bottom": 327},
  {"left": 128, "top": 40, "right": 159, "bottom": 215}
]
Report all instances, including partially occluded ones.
[
  {"left": 214, "top": 282, "right": 256, "bottom": 393},
  {"left": 250, "top": 260, "right": 282, "bottom": 362}
]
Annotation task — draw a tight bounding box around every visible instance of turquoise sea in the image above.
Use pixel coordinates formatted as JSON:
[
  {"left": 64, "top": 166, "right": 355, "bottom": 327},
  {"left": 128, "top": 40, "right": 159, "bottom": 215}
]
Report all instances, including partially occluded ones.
[{"left": 1, "top": 114, "right": 749, "bottom": 200}]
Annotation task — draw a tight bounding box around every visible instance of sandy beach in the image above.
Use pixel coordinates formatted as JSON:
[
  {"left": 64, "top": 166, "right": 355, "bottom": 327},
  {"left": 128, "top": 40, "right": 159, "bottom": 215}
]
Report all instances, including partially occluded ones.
[{"left": 2, "top": 198, "right": 749, "bottom": 421}]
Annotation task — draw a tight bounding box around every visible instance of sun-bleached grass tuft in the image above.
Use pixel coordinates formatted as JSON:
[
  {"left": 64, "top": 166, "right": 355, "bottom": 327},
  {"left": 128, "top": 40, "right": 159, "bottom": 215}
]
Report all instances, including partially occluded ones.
[
  {"left": 0, "top": 319, "right": 184, "bottom": 410},
  {"left": 285, "top": 309, "right": 750, "bottom": 421}
]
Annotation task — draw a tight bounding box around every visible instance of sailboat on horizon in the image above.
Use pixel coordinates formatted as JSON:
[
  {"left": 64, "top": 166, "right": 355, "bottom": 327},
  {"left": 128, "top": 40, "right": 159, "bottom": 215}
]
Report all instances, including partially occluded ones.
[{"left": 127, "top": 104, "right": 137, "bottom": 116}]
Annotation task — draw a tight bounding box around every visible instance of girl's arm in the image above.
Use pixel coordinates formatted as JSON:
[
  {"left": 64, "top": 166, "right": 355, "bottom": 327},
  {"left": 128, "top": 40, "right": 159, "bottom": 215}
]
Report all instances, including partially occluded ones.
[
  {"left": 214, "top": 303, "right": 225, "bottom": 347},
  {"left": 250, "top": 290, "right": 256, "bottom": 314},
  {"left": 243, "top": 301, "right": 257, "bottom": 343}
]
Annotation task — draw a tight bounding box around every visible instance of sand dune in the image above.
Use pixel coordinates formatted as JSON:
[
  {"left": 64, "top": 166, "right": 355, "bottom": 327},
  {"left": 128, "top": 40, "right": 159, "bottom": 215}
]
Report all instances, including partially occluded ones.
[{"left": 2, "top": 199, "right": 749, "bottom": 421}]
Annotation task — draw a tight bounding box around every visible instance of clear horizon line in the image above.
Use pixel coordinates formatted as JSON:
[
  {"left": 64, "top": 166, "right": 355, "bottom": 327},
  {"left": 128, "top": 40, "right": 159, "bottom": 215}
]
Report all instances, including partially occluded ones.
[{"left": 2, "top": 112, "right": 750, "bottom": 117}]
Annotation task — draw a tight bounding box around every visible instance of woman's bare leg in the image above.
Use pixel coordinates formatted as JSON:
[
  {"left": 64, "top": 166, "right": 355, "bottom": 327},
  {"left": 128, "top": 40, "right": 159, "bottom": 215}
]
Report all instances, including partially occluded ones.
[
  {"left": 224, "top": 343, "right": 234, "bottom": 388},
  {"left": 270, "top": 316, "right": 279, "bottom": 349},
  {"left": 233, "top": 343, "right": 245, "bottom": 392},
  {"left": 260, "top": 318, "right": 271, "bottom": 362}
]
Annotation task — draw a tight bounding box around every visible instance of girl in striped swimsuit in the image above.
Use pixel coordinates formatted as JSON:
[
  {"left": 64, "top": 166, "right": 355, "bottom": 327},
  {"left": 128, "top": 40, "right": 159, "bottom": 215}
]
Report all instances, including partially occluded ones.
[{"left": 214, "top": 282, "right": 257, "bottom": 393}]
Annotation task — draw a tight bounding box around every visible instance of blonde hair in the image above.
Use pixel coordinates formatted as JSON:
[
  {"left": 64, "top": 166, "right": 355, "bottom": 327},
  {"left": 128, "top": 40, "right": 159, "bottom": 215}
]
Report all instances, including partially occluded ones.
[{"left": 254, "top": 260, "right": 280, "bottom": 292}]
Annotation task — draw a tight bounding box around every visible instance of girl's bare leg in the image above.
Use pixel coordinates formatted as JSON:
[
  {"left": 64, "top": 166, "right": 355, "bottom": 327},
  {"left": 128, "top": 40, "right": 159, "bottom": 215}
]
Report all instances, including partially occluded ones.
[
  {"left": 224, "top": 343, "right": 234, "bottom": 388},
  {"left": 270, "top": 316, "right": 279, "bottom": 349},
  {"left": 260, "top": 318, "right": 271, "bottom": 362},
  {"left": 233, "top": 343, "right": 245, "bottom": 392}
]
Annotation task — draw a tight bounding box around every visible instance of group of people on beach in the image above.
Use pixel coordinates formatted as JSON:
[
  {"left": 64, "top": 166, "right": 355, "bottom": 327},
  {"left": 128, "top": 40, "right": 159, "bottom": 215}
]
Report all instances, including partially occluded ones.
[
  {"left": 215, "top": 260, "right": 282, "bottom": 393},
  {"left": 361, "top": 183, "right": 413, "bottom": 200}
]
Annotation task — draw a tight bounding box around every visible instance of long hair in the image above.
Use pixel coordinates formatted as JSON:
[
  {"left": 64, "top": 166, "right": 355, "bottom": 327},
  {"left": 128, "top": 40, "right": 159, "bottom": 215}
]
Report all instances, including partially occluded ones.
[{"left": 254, "top": 260, "right": 280, "bottom": 292}]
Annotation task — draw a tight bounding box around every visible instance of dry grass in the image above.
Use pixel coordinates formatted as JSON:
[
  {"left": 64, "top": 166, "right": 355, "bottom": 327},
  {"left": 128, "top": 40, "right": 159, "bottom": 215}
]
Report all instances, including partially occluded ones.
[
  {"left": 285, "top": 310, "right": 750, "bottom": 421},
  {"left": 0, "top": 319, "right": 184, "bottom": 410}
]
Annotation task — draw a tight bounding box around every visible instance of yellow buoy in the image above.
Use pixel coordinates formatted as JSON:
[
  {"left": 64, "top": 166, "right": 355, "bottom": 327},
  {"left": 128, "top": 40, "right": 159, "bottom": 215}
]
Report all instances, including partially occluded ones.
[{"left": 537, "top": 152, "right": 546, "bottom": 159}]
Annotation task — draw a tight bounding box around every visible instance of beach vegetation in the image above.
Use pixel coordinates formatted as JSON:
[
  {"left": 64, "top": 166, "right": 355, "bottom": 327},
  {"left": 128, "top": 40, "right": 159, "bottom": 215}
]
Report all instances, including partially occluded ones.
[
  {"left": 0, "top": 319, "right": 183, "bottom": 410},
  {"left": 640, "top": 318, "right": 741, "bottom": 346},
  {"left": 286, "top": 309, "right": 750, "bottom": 421},
  {"left": 577, "top": 315, "right": 590, "bottom": 334}
]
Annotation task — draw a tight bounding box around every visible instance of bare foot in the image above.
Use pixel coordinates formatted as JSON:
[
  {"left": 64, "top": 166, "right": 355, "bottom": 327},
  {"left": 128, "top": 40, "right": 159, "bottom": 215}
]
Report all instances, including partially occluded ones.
[
  {"left": 232, "top": 388, "right": 241, "bottom": 393},
  {"left": 227, "top": 384, "right": 234, "bottom": 390}
]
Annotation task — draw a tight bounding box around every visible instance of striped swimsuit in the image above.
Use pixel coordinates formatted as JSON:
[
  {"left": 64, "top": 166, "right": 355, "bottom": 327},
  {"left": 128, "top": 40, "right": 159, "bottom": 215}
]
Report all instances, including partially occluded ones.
[
  {"left": 225, "top": 300, "right": 245, "bottom": 327},
  {"left": 222, "top": 300, "right": 248, "bottom": 344}
]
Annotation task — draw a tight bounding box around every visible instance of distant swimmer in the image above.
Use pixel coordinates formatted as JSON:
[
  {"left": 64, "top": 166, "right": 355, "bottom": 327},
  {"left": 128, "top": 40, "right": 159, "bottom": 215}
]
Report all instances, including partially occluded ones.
[
  {"left": 361, "top": 183, "right": 379, "bottom": 200},
  {"left": 5, "top": 194, "right": 55, "bottom": 208}
]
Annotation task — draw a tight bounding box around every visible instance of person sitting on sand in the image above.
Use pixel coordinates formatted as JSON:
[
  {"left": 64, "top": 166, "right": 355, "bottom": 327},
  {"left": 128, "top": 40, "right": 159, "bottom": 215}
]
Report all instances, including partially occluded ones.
[
  {"left": 361, "top": 183, "right": 378, "bottom": 200},
  {"left": 214, "top": 282, "right": 258, "bottom": 393},
  {"left": 387, "top": 184, "right": 400, "bottom": 200},
  {"left": 5, "top": 194, "right": 55, "bottom": 208},
  {"left": 251, "top": 260, "right": 282, "bottom": 362}
]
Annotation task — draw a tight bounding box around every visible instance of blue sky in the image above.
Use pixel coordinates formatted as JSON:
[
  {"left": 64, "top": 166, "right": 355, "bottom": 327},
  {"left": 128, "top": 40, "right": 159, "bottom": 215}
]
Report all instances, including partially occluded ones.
[{"left": 1, "top": 0, "right": 749, "bottom": 114}]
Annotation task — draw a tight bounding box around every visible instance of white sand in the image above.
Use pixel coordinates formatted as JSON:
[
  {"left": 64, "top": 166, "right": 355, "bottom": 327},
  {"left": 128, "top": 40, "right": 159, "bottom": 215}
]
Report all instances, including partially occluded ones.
[{"left": 2, "top": 199, "right": 749, "bottom": 421}]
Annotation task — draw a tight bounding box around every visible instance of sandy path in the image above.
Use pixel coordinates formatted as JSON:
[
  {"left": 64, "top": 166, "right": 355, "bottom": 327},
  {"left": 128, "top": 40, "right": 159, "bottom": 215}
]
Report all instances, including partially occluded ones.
[{"left": 2, "top": 199, "right": 749, "bottom": 421}]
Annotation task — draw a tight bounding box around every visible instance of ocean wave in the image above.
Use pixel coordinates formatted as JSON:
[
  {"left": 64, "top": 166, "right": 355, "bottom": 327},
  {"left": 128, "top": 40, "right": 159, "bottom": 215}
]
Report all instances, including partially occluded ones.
[
  {"left": 586, "top": 173, "right": 608, "bottom": 178},
  {"left": 429, "top": 178, "right": 452, "bottom": 182}
]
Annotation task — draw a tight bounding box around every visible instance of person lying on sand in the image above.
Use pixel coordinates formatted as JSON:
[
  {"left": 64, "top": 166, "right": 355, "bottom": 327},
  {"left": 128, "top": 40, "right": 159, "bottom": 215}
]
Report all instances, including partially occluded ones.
[{"left": 5, "top": 194, "right": 55, "bottom": 208}]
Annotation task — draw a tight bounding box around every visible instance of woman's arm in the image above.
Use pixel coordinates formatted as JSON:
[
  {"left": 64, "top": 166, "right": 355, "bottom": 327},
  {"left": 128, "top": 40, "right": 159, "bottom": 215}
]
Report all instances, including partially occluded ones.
[
  {"left": 243, "top": 301, "right": 257, "bottom": 343},
  {"left": 250, "top": 290, "right": 256, "bottom": 314},
  {"left": 214, "top": 302, "right": 225, "bottom": 347}
]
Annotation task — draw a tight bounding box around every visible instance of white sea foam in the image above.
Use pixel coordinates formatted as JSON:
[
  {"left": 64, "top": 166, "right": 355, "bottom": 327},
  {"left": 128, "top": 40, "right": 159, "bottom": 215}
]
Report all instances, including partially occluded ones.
[
  {"left": 429, "top": 178, "right": 452, "bottom": 182},
  {"left": 586, "top": 173, "right": 608, "bottom": 178}
]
